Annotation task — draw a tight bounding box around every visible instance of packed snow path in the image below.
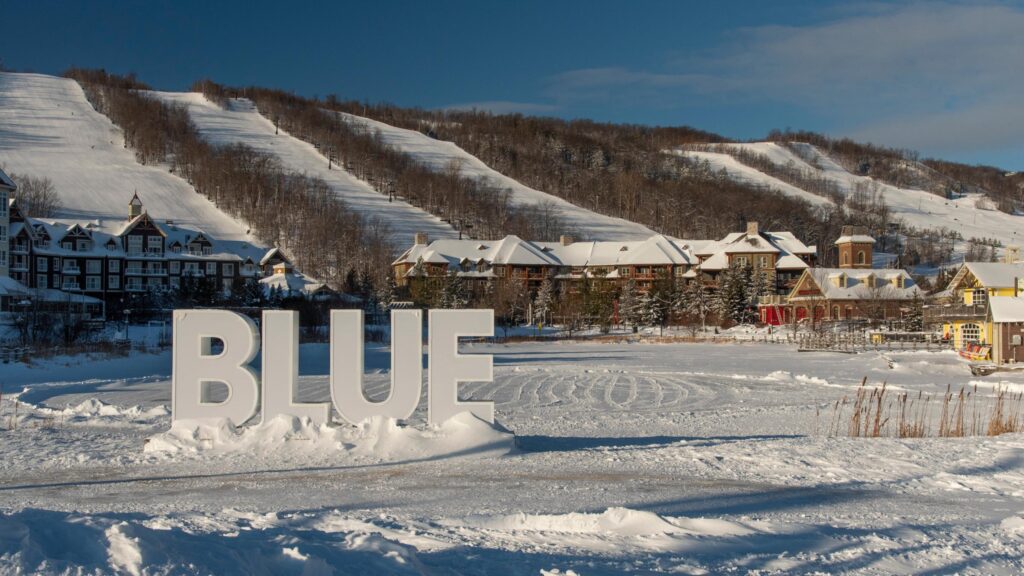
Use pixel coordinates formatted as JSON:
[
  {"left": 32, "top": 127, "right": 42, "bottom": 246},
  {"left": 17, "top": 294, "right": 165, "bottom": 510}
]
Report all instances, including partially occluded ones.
[
  {"left": 149, "top": 92, "right": 459, "bottom": 248},
  {"left": 2, "top": 341, "right": 1023, "bottom": 574},
  {"left": 337, "top": 112, "right": 656, "bottom": 240},
  {"left": 0, "top": 72, "right": 257, "bottom": 248}
]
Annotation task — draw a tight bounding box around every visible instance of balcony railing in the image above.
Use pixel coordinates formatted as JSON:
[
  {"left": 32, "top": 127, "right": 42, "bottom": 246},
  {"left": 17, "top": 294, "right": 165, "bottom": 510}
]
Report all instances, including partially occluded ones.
[
  {"left": 923, "top": 303, "right": 987, "bottom": 321},
  {"left": 61, "top": 267, "right": 81, "bottom": 275}
]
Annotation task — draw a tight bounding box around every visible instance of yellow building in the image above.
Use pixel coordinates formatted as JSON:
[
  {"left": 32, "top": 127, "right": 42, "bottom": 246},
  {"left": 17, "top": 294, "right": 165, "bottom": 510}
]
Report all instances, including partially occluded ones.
[{"left": 930, "top": 262, "right": 1024, "bottom": 358}]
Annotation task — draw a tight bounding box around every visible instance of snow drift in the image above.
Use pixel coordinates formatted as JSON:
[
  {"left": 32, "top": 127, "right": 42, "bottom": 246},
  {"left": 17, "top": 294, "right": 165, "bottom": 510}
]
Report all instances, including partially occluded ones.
[{"left": 144, "top": 412, "right": 515, "bottom": 460}]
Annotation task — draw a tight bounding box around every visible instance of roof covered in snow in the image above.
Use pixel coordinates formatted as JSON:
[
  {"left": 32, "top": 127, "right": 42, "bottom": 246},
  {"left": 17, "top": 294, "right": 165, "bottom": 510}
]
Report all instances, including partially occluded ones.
[
  {"left": 989, "top": 296, "right": 1024, "bottom": 323},
  {"left": 394, "top": 230, "right": 814, "bottom": 276},
  {"left": 0, "top": 166, "right": 15, "bottom": 191},
  {"left": 794, "top": 268, "right": 923, "bottom": 301},
  {"left": 954, "top": 262, "right": 1024, "bottom": 289},
  {"left": 835, "top": 235, "right": 876, "bottom": 245}
]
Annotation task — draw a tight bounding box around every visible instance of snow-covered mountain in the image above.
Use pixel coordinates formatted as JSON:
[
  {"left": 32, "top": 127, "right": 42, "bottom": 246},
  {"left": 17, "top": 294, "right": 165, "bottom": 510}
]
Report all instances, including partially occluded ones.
[
  {"left": 147, "top": 91, "right": 461, "bottom": 248},
  {"left": 0, "top": 72, "right": 263, "bottom": 259},
  {"left": 673, "top": 142, "right": 1024, "bottom": 250}
]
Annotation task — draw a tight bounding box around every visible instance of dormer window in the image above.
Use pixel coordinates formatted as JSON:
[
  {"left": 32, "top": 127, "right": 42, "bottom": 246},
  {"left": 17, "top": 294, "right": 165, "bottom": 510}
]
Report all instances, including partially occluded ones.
[
  {"left": 77, "top": 240, "right": 91, "bottom": 252},
  {"left": 202, "top": 246, "right": 212, "bottom": 256},
  {"left": 61, "top": 241, "right": 73, "bottom": 251}
]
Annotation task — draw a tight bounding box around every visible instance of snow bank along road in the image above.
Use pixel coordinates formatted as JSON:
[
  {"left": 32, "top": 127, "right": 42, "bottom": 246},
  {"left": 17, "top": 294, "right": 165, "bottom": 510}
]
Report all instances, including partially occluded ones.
[
  {"left": 2, "top": 342, "right": 1024, "bottom": 574},
  {"left": 150, "top": 91, "right": 460, "bottom": 248},
  {"left": 0, "top": 73, "right": 257, "bottom": 249}
]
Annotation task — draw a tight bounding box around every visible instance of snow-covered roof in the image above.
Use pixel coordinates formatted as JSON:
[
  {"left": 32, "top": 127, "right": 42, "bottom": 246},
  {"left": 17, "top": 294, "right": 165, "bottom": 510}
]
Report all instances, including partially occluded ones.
[
  {"left": 835, "top": 235, "right": 876, "bottom": 245},
  {"left": 260, "top": 270, "right": 328, "bottom": 297},
  {"left": 260, "top": 247, "right": 287, "bottom": 266},
  {"left": 794, "top": 268, "right": 923, "bottom": 301},
  {"left": 775, "top": 254, "right": 810, "bottom": 270},
  {"left": 957, "top": 262, "right": 1024, "bottom": 289},
  {"left": 0, "top": 167, "right": 15, "bottom": 191},
  {"left": 17, "top": 214, "right": 259, "bottom": 262},
  {"left": 0, "top": 276, "right": 31, "bottom": 297},
  {"left": 989, "top": 296, "right": 1024, "bottom": 323}
]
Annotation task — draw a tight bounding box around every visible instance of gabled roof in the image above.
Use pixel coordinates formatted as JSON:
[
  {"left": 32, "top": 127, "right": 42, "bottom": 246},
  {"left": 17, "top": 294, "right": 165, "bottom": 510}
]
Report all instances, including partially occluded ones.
[
  {"left": 835, "top": 234, "right": 876, "bottom": 244},
  {"left": 0, "top": 167, "right": 16, "bottom": 191},
  {"left": 951, "top": 262, "right": 1024, "bottom": 290},
  {"left": 116, "top": 212, "right": 167, "bottom": 238},
  {"left": 793, "top": 268, "right": 922, "bottom": 301},
  {"left": 989, "top": 296, "right": 1024, "bottom": 323},
  {"left": 260, "top": 247, "right": 288, "bottom": 266}
]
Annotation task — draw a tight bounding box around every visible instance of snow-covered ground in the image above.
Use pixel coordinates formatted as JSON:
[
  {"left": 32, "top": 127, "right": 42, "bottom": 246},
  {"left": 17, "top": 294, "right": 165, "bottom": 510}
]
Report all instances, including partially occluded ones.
[
  {"left": 0, "top": 73, "right": 258, "bottom": 250},
  {"left": 2, "top": 341, "right": 1023, "bottom": 574},
  {"left": 148, "top": 92, "right": 460, "bottom": 248},
  {"left": 337, "top": 112, "right": 655, "bottom": 241},
  {"left": 674, "top": 142, "right": 1024, "bottom": 252}
]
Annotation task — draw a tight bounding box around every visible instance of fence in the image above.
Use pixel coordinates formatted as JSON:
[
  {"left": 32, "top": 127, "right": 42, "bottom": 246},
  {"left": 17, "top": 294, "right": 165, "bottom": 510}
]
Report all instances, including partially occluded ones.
[{"left": 797, "top": 333, "right": 950, "bottom": 353}]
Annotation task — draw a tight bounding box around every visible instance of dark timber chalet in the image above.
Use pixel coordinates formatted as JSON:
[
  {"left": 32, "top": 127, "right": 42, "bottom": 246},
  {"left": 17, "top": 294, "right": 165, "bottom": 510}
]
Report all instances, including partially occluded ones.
[{"left": 3, "top": 192, "right": 278, "bottom": 314}]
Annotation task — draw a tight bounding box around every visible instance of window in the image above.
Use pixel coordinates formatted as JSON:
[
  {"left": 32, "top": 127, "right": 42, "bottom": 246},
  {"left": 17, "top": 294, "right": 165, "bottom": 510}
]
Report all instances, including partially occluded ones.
[
  {"left": 0, "top": 191, "right": 6, "bottom": 215},
  {"left": 62, "top": 277, "right": 79, "bottom": 291},
  {"left": 960, "top": 323, "right": 982, "bottom": 344},
  {"left": 85, "top": 276, "right": 102, "bottom": 291},
  {"left": 86, "top": 260, "right": 101, "bottom": 274},
  {"left": 857, "top": 250, "right": 866, "bottom": 265},
  {"left": 202, "top": 246, "right": 212, "bottom": 256},
  {"left": 0, "top": 224, "right": 6, "bottom": 241},
  {"left": 126, "top": 277, "right": 143, "bottom": 291},
  {"left": 842, "top": 252, "right": 849, "bottom": 266},
  {"left": 759, "top": 255, "right": 769, "bottom": 268},
  {"left": 37, "top": 257, "right": 48, "bottom": 272},
  {"left": 171, "top": 244, "right": 181, "bottom": 253},
  {"left": 972, "top": 289, "right": 987, "bottom": 306},
  {"left": 61, "top": 241, "right": 73, "bottom": 251},
  {"left": 109, "top": 275, "right": 120, "bottom": 289},
  {"left": 619, "top": 267, "right": 630, "bottom": 277},
  {"left": 206, "top": 262, "right": 217, "bottom": 275},
  {"left": 109, "top": 259, "right": 120, "bottom": 272},
  {"left": 37, "top": 274, "right": 47, "bottom": 289},
  {"left": 147, "top": 235, "right": 162, "bottom": 254},
  {"left": 77, "top": 240, "right": 91, "bottom": 252},
  {"left": 127, "top": 235, "right": 143, "bottom": 255},
  {"left": 223, "top": 263, "right": 234, "bottom": 276},
  {"left": 169, "top": 261, "right": 180, "bottom": 274},
  {"left": 734, "top": 256, "right": 748, "bottom": 267},
  {"left": 184, "top": 262, "right": 199, "bottom": 275}
]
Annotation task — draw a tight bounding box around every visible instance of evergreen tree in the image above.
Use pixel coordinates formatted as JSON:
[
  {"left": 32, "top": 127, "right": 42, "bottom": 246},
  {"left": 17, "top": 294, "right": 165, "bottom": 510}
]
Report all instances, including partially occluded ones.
[
  {"left": 639, "top": 292, "right": 666, "bottom": 329},
  {"left": 684, "top": 280, "right": 713, "bottom": 331},
  {"left": 746, "top": 270, "right": 771, "bottom": 323},
  {"left": 376, "top": 276, "right": 397, "bottom": 310},
  {"left": 905, "top": 293, "right": 924, "bottom": 331},
  {"left": 715, "top": 263, "right": 750, "bottom": 324},
  {"left": 533, "top": 277, "right": 555, "bottom": 325},
  {"left": 618, "top": 279, "right": 640, "bottom": 327},
  {"left": 439, "top": 270, "right": 469, "bottom": 309}
]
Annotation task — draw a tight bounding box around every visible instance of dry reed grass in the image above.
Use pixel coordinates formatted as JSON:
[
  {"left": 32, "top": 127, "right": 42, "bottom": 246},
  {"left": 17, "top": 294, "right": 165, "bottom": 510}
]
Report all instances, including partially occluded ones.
[{"left": 823, "top": 379, "right": 1023, "bottom": 438}]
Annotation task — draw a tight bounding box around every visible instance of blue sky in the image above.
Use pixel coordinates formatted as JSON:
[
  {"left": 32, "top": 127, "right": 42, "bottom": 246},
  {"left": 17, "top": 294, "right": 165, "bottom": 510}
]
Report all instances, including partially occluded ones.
[{"left": 3, "top": 0, "right": 1023, "bottom": 169}]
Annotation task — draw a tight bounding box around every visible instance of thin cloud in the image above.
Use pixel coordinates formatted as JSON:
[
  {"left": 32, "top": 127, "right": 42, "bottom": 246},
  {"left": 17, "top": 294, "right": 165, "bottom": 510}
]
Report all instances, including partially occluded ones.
[
  {"left": 544, "top": 2, "right": 1024, "bottom": 155},
  {"left": 441, "top": 100, "right": 560, "bottom": 115}
]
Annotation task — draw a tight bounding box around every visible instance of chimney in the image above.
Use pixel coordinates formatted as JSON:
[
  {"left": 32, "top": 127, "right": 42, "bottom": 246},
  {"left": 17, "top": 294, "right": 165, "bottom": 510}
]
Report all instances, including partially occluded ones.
[
  {"left": 746, "top": 221, "right": 759, "bottom": 236},
  {"left": 414, "top": 232, "right": 428, "bottom": 245},
  {"left": 560, "top": 235, "right": 573, "bottom": 246}
]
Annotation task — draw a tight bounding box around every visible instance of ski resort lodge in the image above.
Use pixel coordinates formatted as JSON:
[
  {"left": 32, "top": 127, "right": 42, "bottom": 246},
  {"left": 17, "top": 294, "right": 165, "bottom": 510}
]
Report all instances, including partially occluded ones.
[
  {"left": 393, "top": 222, "right": 816, "bottom": 294},
  {"left": 0, "top": 166, "right": 323, "bottom": 323}
]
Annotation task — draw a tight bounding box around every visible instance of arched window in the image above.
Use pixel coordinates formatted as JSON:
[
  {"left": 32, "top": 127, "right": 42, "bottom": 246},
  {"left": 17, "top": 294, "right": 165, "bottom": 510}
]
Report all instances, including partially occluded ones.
[
  {"left": 842, "top": 252, "right": 849, "bottom": 265},
  {"left": 960, "top": 323, "right": 982, "bottom": 344},
  {"left": 857, "top": 250, "right": 866, "bottom": 265}
]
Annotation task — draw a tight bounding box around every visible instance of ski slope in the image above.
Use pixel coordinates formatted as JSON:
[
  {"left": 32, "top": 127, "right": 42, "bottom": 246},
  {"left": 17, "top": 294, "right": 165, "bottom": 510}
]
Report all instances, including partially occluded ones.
[
  {"left": 679, "top": 140, "right": 1024, "bottom": 250},
  {"left": 0, "top": 73, "right": 259, "bottom": 256},
  {"left": 789, "top": 142, "right": 1024, "bottom": 246},
  {"left": 149, "top": 92, "right": 460, "bottom": 248},
  {"left": 669, "top": 148, "right": 834, "bottom": 209},
  {"left": 337, "top": 112, "right": 655, "bottom": 240}
]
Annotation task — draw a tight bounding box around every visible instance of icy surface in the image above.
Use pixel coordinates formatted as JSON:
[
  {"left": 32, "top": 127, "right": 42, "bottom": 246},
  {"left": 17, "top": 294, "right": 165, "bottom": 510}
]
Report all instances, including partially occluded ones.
[{"left": 1, "top": 341, "right": 1023, "bottom": 574}]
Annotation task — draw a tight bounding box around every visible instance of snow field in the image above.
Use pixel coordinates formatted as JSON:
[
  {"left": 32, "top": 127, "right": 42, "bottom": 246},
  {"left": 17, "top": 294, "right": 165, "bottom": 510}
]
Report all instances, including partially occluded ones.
[
  {"left": 1, "top": 341, "right": 1023, "bottom": 573},
  {"left": 148, "top": 92, "right": 460, "bottom": 248},
  {"left": 337, "top": 112, "right": 656, "bottom": 240},
  {"left": 0, "top": 72, "right": 257, "bottom": 246}
]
